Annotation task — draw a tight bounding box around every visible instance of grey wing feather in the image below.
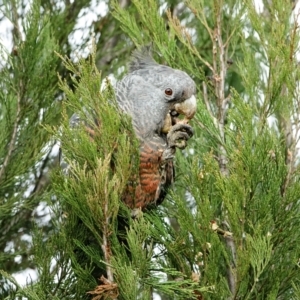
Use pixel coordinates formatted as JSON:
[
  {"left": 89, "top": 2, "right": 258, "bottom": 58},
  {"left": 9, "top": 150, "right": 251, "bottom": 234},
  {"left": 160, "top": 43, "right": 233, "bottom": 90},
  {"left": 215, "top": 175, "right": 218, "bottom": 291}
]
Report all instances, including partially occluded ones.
[{"left": 116, "top": 74, "right": 168, "bottom": 139}]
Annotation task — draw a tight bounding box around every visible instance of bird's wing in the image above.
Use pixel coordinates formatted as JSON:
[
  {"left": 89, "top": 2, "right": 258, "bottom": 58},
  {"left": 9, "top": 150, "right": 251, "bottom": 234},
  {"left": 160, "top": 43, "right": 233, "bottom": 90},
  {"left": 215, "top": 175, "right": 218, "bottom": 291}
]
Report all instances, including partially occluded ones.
[{"left": 115, "top": 74, "right": 168, "bottom": 139}]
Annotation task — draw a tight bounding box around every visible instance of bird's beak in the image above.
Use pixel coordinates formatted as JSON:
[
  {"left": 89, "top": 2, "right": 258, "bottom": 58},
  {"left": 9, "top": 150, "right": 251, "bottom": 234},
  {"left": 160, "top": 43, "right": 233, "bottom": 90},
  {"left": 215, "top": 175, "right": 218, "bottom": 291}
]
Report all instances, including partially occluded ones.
[
  {"left": 161, "top": 95, "right": 197, "bottom": 133},
  {"left": 174, "top": 95, "right": 197, "bottom": 122}
]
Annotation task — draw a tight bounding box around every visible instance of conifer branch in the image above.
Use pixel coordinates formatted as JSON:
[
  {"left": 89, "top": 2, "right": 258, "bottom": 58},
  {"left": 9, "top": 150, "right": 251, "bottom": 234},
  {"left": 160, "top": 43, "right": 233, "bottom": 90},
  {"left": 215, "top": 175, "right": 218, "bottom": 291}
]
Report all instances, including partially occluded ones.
[
  {"left": 0, "top": 92, "right": 21, "bottom": 181},
  {"left": 88, "top": 276, "right": 119, "bottom": 300},
  {"left": 278, "top": 10, "right": 299, "bottom": 198},
  {"left": 0, "top": 0, "right": 23, "bottom": 182},
  {"left": 90, "top": 194, "right": 118, "bottom": 300},
  {"left": 101, "top": 200, "right": 114, "bottom": 284},
  {"left": 202, "top": 81, "right": 214, "bottom": 120},
  {"left": 96, "top": 0, "right": 130, "bottom": 70},
  {"left": 30, "top": 146, "right": 54, "bottom": 196},
  {"left": 213, "top": 3, "right": 229, "bottom": 177},
  {"left": 212, "top": 0, "right": 236, "bottom": 297},
  {"left": 11, "top": 0, "right": 23, "bottom": 42},
  {"left": 99, "top": 177, "right": 117, "bottom": 299}
]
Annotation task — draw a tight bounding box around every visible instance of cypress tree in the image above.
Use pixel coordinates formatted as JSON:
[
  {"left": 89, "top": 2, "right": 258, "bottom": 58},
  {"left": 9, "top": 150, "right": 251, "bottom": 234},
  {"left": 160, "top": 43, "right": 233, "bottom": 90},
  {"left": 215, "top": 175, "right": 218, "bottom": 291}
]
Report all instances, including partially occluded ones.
[{"left": 1, "top": 0, "right": 300, "bottom": 299}]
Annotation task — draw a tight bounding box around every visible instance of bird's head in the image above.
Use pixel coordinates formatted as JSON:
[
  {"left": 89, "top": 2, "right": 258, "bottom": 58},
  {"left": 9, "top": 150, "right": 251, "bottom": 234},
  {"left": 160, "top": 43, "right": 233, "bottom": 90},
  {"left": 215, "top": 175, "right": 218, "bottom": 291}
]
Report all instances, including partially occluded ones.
[{"left": 129, "top": 48, "right": 197, "bottom": 129}]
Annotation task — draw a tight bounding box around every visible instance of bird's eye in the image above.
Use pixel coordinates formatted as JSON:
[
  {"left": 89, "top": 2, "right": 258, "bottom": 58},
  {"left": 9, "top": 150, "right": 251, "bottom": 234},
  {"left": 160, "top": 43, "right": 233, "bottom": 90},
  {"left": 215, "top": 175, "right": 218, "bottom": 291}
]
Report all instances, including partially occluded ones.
[{"left": 165, "top": 88, "right": 173, "bottom": 96}]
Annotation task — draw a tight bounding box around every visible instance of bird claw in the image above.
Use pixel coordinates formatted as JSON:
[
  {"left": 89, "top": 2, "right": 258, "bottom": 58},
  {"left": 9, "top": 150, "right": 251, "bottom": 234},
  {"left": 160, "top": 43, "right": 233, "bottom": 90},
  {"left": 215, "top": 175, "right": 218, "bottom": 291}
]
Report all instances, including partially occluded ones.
[{"left": 167, "top": 123, "right": 194, "bottom": 150}]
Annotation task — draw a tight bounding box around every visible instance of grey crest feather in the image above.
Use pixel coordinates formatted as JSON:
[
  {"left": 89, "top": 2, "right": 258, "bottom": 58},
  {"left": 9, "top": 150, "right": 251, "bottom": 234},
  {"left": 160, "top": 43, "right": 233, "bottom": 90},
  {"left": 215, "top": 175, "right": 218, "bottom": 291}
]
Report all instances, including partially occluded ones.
[{"left": 128, "top": 46, "right": 159, "bottom": 72}]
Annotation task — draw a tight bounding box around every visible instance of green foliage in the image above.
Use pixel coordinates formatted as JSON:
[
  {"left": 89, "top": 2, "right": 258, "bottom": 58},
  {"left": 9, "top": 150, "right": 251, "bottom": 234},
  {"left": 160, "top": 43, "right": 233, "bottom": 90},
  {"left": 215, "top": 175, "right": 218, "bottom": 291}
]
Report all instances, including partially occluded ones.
[
  {"left": 0, "top": 0, "right": 61, "bottom": 295},
  {"left": 0, "top": 0, "right": 59, "bottom": 192},
  {"left": 1, "top": 0, "right": 300, "bottom": 299},
  {"left": 109, "top": 0, "right": 300, "bottom": 298}
]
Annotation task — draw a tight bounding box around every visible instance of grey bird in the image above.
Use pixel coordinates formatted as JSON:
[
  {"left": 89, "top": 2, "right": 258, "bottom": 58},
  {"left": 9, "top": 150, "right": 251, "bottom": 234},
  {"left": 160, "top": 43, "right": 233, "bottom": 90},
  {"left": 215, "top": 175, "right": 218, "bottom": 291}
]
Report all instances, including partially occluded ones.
[
  {"left": 115, "top": 47, "right": 197, "bottom": 209},
  {"left": 62, "top": 47, "right": 197, "bottom": 210}
]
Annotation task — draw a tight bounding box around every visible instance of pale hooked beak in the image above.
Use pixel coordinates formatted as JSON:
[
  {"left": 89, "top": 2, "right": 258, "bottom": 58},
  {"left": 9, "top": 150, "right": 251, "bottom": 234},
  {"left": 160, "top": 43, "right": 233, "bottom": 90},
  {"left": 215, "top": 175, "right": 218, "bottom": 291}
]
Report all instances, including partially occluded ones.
[
  {"left": 174, "top": 94, "right": 197, "bottom": 121},
  {"left": 161, "top": 95, "right": 197, "bottom": 133}
]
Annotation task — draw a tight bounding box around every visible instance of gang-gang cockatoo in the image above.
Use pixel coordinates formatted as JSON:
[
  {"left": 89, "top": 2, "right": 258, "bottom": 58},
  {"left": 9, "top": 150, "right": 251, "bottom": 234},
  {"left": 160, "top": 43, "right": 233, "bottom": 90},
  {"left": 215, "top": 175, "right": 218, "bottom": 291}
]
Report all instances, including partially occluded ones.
[
  {"left": 66, "top": 47, "right": 197, "bottom": 210},
  {"left": 115, "top": 48, "right": 197, "bottom": 209}
]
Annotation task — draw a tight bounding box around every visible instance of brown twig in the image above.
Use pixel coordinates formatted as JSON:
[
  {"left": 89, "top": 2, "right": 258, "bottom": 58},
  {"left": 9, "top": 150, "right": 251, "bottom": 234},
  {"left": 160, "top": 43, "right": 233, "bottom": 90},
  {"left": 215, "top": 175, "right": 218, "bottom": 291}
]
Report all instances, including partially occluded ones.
[
  {"left": 88, "top": 275, "right": 119, "bottom": 300},
  {"left": 96, "top": 0, "right": 130, "bottom": 70},
  {"left": 0, "top": 0, "right": 23, "bottom": 182},
  {"left": 279, "top": 10, "right": 299, "bottom": 198},
  {"left": 202, "top": 81, "right": 214, "bottom": 119},
  {"left": 212, "top": 0, "right": 237, "bottom": 297},
  {"left": 101, "top": 196, "right": 114, "bottom": 284},
  {"left": 0, "top": 93, "right": 21, "bottom": 181},
  {"left": 11, "top": 0, "right": 23, "bottom": 42}
]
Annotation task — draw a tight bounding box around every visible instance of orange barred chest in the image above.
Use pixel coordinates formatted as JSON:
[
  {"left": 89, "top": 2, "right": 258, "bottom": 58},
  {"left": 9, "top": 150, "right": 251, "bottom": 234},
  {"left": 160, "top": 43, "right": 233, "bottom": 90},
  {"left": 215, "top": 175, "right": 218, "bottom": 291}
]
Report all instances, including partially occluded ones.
[{"left": 121, "top": 142, "right": 172, "bottom": 209}]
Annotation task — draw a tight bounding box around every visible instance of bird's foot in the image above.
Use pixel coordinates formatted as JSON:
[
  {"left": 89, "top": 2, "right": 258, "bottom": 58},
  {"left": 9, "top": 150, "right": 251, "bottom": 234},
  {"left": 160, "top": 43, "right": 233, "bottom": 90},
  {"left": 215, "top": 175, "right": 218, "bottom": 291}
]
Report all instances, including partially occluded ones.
[
  {"left": 161, "top": 123, "right": 194, "bottom": 161},
  {"left": 167, "top": 123, "right": 194, "bottom": 149}
]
